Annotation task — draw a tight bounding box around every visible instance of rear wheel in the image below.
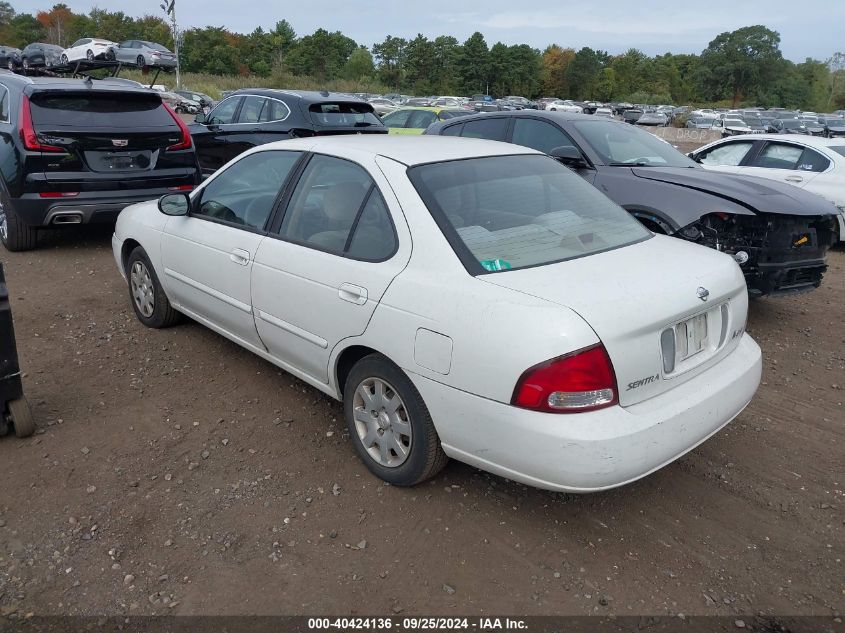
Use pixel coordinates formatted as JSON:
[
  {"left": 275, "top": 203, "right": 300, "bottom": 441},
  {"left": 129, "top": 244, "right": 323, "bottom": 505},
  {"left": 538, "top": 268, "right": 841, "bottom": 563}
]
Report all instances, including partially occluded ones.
[
  {"left": 8, "top": 398, "right": 34, "bottom": 438},
  {"left": 343, "top": 354, "right": 447, "bottom": 486},
  {"left": 126, "top": 246, "right": 180, "bottom": 328},
  {"left": 105, "top": 48, "right": 115, "bottom": 61},
  {"left": 0, "top": 197, "right": 38, "bottom": 252},
  {"left": 136, "top": 55, "right": 145, "bottom": 68},
  {"left": 60, "top": 53, "right": 68, "bottom": 64},
  {"left": 86, "top": 49, "right": 94, "bottom": 61},
  {"left": 6, "top": 59, "right": 13, "bottom": 70},
  {"left": 21, "top": 58, "right": 29, "bottom": 70}
]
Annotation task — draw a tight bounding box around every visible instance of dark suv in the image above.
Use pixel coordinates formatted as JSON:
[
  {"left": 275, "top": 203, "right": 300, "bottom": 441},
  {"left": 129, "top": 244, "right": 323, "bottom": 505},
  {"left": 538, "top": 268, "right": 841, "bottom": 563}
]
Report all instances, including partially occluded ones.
[
  {"left": 189, "top": 89, "right": 387, "bottom": 176},
  {"left": 0, "top": 74, "right": 200, "bottom": 251}
]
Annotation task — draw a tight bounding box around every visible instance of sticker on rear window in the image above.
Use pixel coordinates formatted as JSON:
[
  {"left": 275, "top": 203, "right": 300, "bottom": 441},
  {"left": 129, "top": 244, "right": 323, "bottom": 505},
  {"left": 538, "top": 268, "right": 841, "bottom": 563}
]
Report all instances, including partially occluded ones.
[{"left": 480, "top": 259, "right": 512, "bottom": 272}]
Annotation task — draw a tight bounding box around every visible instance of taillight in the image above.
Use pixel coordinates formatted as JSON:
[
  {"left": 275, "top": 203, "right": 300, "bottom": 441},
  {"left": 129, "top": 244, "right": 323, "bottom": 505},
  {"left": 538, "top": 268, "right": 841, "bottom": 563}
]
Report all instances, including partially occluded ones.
[
  {"left": 168, "top": 184, "right": 194, "bottom": 191},
  {"left": 511, "top": 344, "right": 618, "bottom": 413},
  {"left": 162, "top": 102, "right": 193, "bottom": 151},
  {"left": 19, "top": 95, "right": 64, "bottom": 153},
  {"left": 39, "top": 192, "right": 78, "bottom": 198}
]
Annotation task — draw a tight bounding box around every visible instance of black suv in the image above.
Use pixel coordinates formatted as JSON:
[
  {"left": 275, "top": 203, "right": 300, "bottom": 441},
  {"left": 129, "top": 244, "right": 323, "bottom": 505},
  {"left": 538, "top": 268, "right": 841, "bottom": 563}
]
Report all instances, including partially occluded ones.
[
  {"left": 189, "top": 89, "right": 387, "bottom": 176},
  {"left": 0, "top": 73, "right": 200, "bottom": 251}
]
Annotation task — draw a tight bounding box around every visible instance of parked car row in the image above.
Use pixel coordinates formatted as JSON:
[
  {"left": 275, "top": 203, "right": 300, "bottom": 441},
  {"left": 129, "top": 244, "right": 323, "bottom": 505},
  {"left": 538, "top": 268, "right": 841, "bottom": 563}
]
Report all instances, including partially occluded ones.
[{"left": 0, "top": 38, "right": 177, "bottom": 72}]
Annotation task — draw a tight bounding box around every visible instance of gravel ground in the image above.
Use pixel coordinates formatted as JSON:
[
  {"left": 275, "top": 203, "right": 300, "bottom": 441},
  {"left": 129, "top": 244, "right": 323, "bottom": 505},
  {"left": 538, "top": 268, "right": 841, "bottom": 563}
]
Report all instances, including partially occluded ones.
[{"left": 0, "top": 232, "right": 842, "bottom": 619}]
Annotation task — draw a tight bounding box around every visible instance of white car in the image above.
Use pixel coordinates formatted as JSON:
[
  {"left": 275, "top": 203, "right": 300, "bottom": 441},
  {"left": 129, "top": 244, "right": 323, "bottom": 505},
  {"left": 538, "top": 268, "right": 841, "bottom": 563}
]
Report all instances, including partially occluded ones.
[
  {"left": 60, "top": 37, "right": 117, "bottom": 64},
  {"left": 691, "top": 134, "right": 845, "bottom": 240},
  {"left": 112, "top": 136, "right": 762, "bottom": 493},
  {"left": 712, "top": 117, "right": 756, "bottom": 136},
  {"left": 546, "top": 100, "right": 583, "bottom": 114}
]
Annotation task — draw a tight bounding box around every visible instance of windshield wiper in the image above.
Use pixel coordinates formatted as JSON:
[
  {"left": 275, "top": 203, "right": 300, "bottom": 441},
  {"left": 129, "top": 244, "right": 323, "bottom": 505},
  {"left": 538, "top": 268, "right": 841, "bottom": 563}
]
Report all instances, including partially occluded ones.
[{"left": 607, "top": 161, "right": 652, "bottom": 166}]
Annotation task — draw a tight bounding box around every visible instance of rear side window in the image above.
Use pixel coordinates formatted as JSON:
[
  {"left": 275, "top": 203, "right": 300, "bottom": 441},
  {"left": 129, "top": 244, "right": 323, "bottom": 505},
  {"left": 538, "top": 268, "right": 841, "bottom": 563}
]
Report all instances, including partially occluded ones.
[
  {"left": 406, "top": 110, "right": 437, "bottom": 128},
  {"left": 308, "top": 102, "right": 382, "bottom": 128},
  {"left": 512, "top": 118, "right": 576, "bottom": 155},
  {"left": 461, "top": 118, "right": 508, "bottom": 141},
  {"left": 441, "top": 123, "right": 463, "bottom": 136},
  {"left": 28, "top": 93, "right": 174, "bottom": 128},
  {"left": 797, "top": 148, "right": 830, "bottom": 172},
  {"left": 751, "top": 143, "right": 803, "bottom": 170}
]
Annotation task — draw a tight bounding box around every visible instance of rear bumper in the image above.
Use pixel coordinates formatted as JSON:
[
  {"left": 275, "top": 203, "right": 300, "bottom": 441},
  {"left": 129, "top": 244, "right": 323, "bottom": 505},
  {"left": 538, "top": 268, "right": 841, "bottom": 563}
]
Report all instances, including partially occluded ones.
[
  {"left": 410, "top": 334, "right": 762, "bottom": 493},
  {"left": 13, "top": 189, "right": 178, "bottom": 228}
]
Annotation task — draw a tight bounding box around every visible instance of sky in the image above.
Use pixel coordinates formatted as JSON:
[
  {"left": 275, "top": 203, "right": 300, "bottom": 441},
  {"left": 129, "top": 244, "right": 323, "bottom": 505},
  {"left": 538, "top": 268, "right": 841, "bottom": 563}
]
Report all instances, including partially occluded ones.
[{"left": 11, "top": 0, "right": 844, "bottom": 62}]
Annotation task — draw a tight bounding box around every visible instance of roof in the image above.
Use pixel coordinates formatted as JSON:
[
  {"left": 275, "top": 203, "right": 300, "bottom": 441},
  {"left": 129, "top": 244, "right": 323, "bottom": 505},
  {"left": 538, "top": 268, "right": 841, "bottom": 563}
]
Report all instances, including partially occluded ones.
[
  {"left": 0, "top": 74, "right": 160, "bottom": 95},
  {"left": 257, "top": 135, "right": 539, "bottom": 167},
  {"left": 732, "top": 134, "right": 845, "bottom": 148},
  {"left": 229, "top": 88, "right": 366, "bottom": 103},
  {"left": 389, "top": 106, "right": 469, "bottom": 114}
]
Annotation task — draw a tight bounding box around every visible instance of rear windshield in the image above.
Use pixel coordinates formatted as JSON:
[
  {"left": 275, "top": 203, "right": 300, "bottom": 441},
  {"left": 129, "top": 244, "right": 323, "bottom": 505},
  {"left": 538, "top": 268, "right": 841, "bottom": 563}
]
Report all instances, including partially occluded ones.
[
  {"left": 30, "top": 93, "right": 173, "bottom": 128},
  {"left": 408, "top": 154, "right": 651, "bottom": 274},
  {"left": 308, "top": 102, "right": 382, "bottom": 128}
]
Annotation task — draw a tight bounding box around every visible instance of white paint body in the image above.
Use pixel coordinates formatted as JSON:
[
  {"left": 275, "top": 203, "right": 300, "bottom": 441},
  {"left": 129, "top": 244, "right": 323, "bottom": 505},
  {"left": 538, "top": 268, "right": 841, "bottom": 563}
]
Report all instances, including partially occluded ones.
[
  {"left": 112, "top": 136, "right": 762, "bottom": 492},
  {"left": 695, "top": 134, "right": 845, "bottom": 239},
  {"left": 61, "top": 38, "right": 117, "bottom": 62}
]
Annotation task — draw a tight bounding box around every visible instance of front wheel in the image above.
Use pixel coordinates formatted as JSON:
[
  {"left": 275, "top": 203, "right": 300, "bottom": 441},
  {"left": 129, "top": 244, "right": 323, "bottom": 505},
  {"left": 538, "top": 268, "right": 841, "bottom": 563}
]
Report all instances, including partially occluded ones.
[
  {"left": 343, "top": 354, "right": 447, "bottom": 486},
  {"left": 106, "top": 48, "right": 115, "bottom": 61},
  {"left": 126, "top": 246, "right": 180, "bottom": 328},
  {"left": 86, "top": 49, "right": 94, "bottom": 61},
  {"left": 21, "top": 58, "right": 29, "bottom": 70},
  {"left": 60, "top": 54, "right": 68, "bottom": 64},
  {"left": 136, "top": 55, "right": 145, "bottom": 68}
]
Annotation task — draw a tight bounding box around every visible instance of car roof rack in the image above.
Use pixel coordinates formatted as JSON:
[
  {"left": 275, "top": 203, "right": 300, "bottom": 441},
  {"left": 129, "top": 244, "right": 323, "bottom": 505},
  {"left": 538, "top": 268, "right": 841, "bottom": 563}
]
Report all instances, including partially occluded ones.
[{"left": 16, "top": 59, "right": 172, "bottom": 89}]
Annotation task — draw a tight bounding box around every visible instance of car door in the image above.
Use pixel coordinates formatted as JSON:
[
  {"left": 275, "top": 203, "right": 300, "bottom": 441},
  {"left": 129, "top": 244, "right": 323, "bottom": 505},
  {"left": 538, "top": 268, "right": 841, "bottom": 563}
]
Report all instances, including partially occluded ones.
[
  {"left": 221, "top": 95, "right": 279, "bottom": 163},
  {"left": 191, "top": 96, "right": 243, "bottom": 176},
  {"left": 251, "top": 152, "right": 411, "bottom": 383},
  {"left": 160, "top": 150, "right": 304, "bottom": 350},
  {"left": 116, "top": 41, "right": 136, "bottom": 64},
  {"left": 692, "top": 139, "right": 758, "bottom": 174},
  {"left": 738, "top": 141, "right": 826, "bottom": 187}
]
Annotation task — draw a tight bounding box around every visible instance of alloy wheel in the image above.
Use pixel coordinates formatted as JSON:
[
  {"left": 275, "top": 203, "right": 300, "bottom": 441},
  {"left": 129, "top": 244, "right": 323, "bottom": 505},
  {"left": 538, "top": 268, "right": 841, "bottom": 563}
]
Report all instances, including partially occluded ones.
[
  {"left": 130, "top": 261, "right": 155, "bottom": 318},
  {"left": 352, "top": 377, "right": 412, "bottom": 468}
]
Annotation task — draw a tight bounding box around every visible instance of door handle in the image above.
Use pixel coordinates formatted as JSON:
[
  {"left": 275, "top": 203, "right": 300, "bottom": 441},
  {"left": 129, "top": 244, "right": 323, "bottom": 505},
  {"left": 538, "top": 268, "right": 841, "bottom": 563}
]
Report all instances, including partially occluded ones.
[
  {"left": 338, "top": 283, "right": 368, "bottom": 305},
  {"left": 785, "top": 175, "right": 803, "bottom": 183},
  {"left": 230, "top": 248, "right": 250, "bottom": 266}
]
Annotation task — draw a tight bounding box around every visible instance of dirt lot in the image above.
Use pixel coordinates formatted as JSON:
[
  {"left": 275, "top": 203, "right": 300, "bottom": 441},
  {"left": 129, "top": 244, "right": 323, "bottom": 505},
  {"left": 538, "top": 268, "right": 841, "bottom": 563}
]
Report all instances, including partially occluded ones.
[{"left": 0, "top": 227, "right": 843, "bottom": 619}]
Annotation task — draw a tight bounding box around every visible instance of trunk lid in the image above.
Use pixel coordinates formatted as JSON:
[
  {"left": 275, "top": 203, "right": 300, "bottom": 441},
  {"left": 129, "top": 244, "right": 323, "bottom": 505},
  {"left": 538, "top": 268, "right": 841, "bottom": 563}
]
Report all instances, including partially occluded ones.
[
  {"left": 29, "top": 90, "right": 187, "bottom": 184},
  {"left": 480, "top": 235, "right": 750, "bottom": 406}
]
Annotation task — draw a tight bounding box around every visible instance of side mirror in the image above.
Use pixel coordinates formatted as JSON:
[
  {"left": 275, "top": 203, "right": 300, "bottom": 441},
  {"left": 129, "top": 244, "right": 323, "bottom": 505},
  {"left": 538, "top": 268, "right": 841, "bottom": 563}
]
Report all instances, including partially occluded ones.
[
  {"left": 158, "top": 192, "right": 190, "bottom": 216},
  {"left": 194, "top": 112, "right": 207, "bottom": 124},
  {"left": 550, "top": 145, "right": 588, "bottom": 168}
]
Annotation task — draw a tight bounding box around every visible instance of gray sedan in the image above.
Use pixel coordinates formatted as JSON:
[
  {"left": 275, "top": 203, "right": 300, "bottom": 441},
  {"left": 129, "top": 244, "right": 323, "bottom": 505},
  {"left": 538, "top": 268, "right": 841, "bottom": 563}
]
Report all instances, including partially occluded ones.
[{"left": 111, "top": 40, "right": 176, "bottom": 68}]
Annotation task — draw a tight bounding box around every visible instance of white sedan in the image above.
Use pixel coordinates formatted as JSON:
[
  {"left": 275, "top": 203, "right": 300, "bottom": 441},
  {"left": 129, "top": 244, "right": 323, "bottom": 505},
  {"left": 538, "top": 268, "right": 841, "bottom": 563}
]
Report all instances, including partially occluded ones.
[
  {"left": 112, "top": 136, "right": 762, "bottom": 493},
  {"left": 546, "top": 100, "right": 583, "bottom": 114},
  {"left": 60, "top": 37, "right": 117, "bottom": 64},
  {"left": 691, "top": 134, "right": 845, "bottom": 240}
]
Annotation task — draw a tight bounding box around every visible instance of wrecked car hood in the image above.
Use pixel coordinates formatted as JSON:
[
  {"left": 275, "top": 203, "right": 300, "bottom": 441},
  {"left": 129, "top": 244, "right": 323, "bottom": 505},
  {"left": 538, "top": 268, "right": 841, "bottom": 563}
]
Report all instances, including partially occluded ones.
[{"left": 631, "top": 167, "right": 841, "bottom": 217}]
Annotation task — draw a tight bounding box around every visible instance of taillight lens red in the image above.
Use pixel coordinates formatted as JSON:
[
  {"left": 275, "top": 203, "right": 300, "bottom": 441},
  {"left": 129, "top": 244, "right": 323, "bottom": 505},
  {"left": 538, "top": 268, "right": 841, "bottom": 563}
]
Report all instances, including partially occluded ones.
[
  {"left": 162, "top": 102, "right": 193, "bottom": 151},
  {"left": 39, "top": 192, "right": 79, "bottom": 198},
  {"left": 511, "top": 344, "right": 618, "bottom": 414},
  {"left": 168, "top": 184, "right": 194, "bottom": 192},
  {"left": 19, "top": 95, "right": 64, "bottom": 153}
]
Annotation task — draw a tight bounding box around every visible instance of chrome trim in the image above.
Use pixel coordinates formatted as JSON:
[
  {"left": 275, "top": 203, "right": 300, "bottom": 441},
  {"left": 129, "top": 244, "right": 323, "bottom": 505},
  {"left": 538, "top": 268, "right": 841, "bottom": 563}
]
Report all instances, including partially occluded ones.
[
  {"left": 204, "top": 95, "right": 291, "bottom": 126},
  {"left": 163, "top": 268, "right": 253, "bottom": 314},
  {"left": 256, "top": 309, "right": 328, "bottom": 349}
]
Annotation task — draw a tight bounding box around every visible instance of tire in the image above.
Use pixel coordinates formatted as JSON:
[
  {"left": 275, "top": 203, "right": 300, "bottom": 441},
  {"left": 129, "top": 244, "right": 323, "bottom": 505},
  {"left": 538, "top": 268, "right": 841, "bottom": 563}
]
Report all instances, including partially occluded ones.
[
  {"left": 126, "top": 247, "right": 180, "bottom": 328},
  {"left": 0, "top": 196, "right": 38, "bottom": 252},
  {"left": 8, "top": 398, "right": 35, "bottom": 438},
  {"left": 21, "top": 58, "right": 28, "bottom": 70},
  {"left": 343, "top": 354, "right": 447, "bottom": 486},
  {"left": 61, "top": 53, "right": 68, "bottom": 64},
  {"left": 137, "top": 55, "right": 145, "bottom": 68},
  {"left": 106, "top": 49, "right": 115, "bottom": 61},
  {"left": 86, "top": 49, "right": 94, "bottom": 61},
  {"left": 6, "top": 59, "right": 13, "bottom": 71}
]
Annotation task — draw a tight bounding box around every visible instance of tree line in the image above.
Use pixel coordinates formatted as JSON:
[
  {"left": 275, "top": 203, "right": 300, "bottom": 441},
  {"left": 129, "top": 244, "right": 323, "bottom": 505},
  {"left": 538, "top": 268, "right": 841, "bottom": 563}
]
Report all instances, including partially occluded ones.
[{"left": 2, "top": 3, "right": 844, "bottom": 110}]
